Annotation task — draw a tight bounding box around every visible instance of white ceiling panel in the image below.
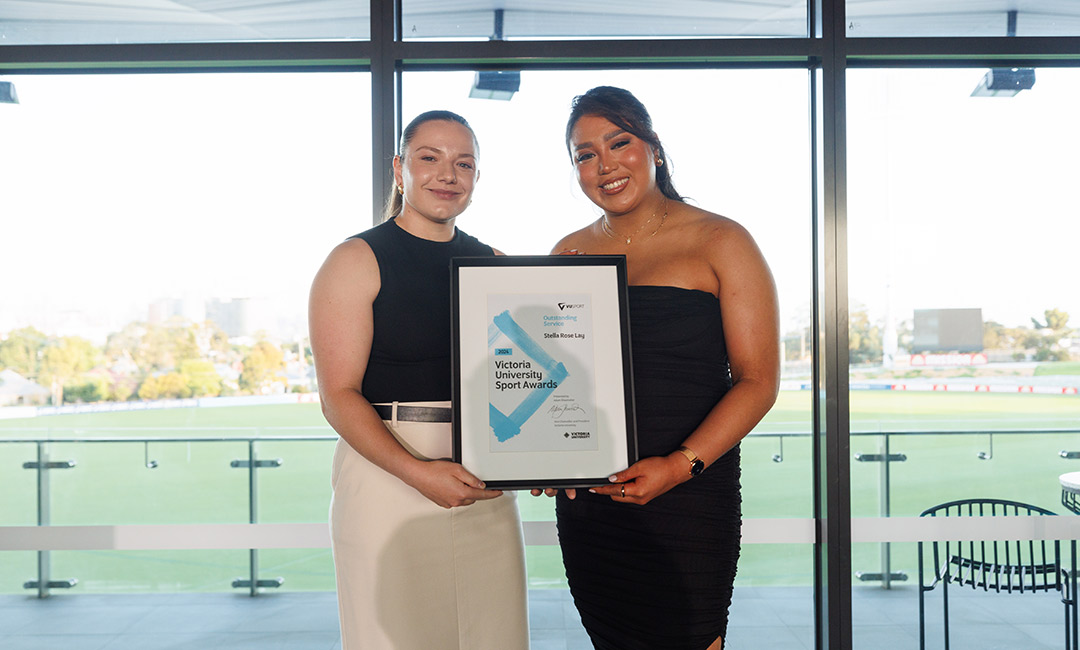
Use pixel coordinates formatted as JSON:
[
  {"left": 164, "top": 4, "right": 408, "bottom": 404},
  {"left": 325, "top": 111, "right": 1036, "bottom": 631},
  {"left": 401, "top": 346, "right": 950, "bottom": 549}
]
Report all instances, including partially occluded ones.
[{"left": 1, "top": 0, "right": 1078, "bottom": 44}]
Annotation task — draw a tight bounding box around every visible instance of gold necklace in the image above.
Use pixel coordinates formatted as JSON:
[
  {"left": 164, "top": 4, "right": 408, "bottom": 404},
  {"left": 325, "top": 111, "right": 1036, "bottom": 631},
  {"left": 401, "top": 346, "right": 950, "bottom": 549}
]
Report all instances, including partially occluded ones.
[{"left": 600, "top": 200, "right": 668, "bottom": 245}]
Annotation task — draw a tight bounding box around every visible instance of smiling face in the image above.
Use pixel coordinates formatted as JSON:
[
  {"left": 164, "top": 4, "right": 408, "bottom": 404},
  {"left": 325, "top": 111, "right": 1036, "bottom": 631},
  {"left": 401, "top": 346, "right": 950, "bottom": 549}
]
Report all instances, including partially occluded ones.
[
  {"left": 393, "top": 119, "right": 479, "bottom": 228},
  {"left": 569, "top": 114, "right": 659, "bottom": 217}
]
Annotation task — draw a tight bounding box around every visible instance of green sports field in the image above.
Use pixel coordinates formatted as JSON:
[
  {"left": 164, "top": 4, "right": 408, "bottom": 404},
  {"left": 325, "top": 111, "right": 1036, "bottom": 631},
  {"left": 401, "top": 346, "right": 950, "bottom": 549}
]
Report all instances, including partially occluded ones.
[{"left": 2, "top": 390, "right": 1079, "bottom": 594}]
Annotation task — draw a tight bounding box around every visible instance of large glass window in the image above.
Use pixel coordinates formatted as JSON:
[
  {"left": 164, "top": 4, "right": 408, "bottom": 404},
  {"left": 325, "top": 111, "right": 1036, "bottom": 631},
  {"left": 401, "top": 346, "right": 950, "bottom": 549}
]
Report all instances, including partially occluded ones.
[
  {"left": 847, "top": 67, "right": 1080, "bottom": 647},
  {"left": 0, "top": 71, "right": 369, "bottom": 593},
  {"left": 4, "top": 2, "right": 1076, "bottom": 643}
]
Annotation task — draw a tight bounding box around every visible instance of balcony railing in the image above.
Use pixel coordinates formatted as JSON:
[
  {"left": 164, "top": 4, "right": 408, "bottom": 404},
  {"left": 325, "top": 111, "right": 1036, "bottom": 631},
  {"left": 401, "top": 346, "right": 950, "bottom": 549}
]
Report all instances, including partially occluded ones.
[{"left": 3, "top": 427, "right": 1080, "bottom": 597}]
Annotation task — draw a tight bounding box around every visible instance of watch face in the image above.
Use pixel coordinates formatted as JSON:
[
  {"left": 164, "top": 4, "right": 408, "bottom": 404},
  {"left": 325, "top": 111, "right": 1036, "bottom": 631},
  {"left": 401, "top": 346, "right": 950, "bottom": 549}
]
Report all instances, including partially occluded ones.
[{"left": 690, "top": 459, "right": 705, "bottom": 476}]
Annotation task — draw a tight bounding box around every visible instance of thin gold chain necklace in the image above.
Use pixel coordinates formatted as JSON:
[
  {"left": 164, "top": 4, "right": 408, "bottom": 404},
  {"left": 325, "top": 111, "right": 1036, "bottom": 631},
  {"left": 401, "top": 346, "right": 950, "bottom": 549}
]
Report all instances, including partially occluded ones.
[{"left": 600, "top": 200, "right": 668, "bottom": 245}]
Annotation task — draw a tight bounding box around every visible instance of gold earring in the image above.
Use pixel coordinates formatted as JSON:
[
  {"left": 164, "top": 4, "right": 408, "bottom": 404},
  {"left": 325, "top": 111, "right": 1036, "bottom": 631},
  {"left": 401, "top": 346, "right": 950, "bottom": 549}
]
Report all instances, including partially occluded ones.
[
  {"left": 397, "top": 185, "right": 404, "bottom": 194},
  {"left": 655, "top": 158, "right": 664, "bottom": 167}
]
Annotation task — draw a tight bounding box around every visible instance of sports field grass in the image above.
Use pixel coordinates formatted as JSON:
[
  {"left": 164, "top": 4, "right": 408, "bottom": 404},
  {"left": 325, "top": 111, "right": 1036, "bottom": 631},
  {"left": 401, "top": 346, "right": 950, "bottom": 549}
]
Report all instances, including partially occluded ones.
[
  {"left": 2, "top": 390, "right": 1079, "bottom": 594},
  {"left": 1035, "top": 362, "right": 1080, "bottom": 376}
]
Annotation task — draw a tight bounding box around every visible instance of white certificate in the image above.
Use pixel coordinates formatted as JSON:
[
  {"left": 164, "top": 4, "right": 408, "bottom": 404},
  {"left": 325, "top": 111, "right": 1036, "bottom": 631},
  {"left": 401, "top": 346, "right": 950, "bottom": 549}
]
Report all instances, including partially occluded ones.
[{"left": 452, "top": 255, "right": 637, "bottom": 490}]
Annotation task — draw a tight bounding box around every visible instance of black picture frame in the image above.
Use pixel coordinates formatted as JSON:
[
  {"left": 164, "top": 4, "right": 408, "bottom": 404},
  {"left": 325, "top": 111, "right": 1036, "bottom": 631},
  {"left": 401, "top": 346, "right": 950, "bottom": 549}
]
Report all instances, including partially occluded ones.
[{"left": 451, "top": 255, "right": 638, "bottom": 490}]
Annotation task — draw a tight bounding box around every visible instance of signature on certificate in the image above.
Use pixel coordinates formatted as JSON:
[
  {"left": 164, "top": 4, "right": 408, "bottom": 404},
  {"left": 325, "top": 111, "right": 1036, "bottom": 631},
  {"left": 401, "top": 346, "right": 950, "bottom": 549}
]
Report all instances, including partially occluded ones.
[{"left": 547, "top": 402, "right": 587, "bottom": 418}]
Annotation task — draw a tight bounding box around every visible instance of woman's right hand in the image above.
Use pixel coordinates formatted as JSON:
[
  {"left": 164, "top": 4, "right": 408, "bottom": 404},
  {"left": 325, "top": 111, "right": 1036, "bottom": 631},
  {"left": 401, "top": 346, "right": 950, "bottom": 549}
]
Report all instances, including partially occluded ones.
[{"left": 408, "top": 459, "right": 502, "bottom": 508}]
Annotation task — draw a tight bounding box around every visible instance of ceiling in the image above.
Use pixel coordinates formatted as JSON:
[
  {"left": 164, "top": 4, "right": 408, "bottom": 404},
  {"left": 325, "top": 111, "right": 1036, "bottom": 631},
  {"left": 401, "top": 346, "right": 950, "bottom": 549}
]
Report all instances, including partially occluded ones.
[{"left": 1, "top": 1, "right": 1079, "bottom": 45}]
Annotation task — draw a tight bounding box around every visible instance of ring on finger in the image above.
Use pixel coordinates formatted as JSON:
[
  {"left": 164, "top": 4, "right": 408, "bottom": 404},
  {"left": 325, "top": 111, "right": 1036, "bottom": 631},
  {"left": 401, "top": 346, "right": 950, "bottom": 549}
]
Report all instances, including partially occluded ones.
[{"left": 620, "top": 484, "right": 626, "bottom": 497}]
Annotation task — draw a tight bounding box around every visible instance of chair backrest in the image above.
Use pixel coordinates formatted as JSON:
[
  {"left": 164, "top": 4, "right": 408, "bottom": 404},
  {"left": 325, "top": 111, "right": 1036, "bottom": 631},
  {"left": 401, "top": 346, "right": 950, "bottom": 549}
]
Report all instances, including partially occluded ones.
[{"left": 920, "top": 498, "right": 1062, "bottom": 594}]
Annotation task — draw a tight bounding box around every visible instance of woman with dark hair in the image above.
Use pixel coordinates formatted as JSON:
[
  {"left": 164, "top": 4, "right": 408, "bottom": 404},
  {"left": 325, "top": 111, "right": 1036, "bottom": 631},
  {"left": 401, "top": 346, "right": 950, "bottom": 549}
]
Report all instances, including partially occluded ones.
[
  {"left": 547, "top": 86, "right": 780, "bottom": 649},
  {"left": 310, "top": 110, "right": 528, "bottom": 649}
]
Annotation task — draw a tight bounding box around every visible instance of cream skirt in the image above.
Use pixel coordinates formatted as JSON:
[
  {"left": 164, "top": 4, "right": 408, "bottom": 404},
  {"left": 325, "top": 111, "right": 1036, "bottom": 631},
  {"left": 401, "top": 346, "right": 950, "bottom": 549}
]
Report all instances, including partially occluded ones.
[{"left": 329, "top": 401, "right": 529, "bottom": 650}]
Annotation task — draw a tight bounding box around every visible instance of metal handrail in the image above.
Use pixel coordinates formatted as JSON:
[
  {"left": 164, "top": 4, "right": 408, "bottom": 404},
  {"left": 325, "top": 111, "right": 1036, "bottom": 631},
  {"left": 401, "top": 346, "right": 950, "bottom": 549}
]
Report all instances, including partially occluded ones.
[
  {"left": 6, "top": 427, "right": 1080, "bottom": 443},
  {"left": 1, "top": 435, "right": 337, "bottom": 443}
]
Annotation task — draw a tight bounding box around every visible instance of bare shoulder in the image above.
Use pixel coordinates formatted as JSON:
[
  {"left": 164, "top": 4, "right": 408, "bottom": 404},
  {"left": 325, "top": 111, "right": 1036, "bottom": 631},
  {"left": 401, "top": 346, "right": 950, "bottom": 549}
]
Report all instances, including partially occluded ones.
[
  {"left": 327, "top": 235, "right": 376, "bottom": 265},
  {"left": 673, "top": 206, "right": 761, "bottom": 260},
  {"left": 551, "top": 221, "right": 599, "bottom": 255},
  {"left": 670, "top": 205, "right": 771, "bottom": 290},
  {"left": 312, "top": 236, "right": 380, "bottom": 301},
  {"left": 675, "top": 205, "right": 752, "bottom": 244}
]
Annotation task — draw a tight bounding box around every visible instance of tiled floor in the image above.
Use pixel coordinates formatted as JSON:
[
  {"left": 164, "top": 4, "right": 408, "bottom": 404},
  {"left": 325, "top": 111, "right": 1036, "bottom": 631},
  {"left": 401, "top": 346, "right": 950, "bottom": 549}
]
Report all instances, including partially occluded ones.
[{"left": 0, "top": 585, "right": 1073, "bottom": 649}]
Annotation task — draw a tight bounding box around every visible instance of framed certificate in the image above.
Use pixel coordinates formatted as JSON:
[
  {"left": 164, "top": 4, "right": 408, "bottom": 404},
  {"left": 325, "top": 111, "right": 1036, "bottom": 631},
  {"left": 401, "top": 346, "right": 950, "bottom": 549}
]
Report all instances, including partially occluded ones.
[{"left": 451, "top": 255, "right": 638, "bottom": 490}]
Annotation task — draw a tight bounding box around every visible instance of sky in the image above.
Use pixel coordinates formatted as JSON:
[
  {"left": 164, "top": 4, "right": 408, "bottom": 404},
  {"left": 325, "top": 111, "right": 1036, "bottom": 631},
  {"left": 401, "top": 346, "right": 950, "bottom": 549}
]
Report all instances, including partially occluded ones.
[{"left": 1, "top": 67, "right": 1078, "bottom": 345}]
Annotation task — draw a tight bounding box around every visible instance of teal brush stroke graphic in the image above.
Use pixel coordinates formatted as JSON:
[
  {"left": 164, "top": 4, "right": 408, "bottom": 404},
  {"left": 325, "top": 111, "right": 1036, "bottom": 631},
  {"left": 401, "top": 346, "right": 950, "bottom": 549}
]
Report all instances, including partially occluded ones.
[{"left": 489, "top": 310, "right": 569, "bottom": 442}]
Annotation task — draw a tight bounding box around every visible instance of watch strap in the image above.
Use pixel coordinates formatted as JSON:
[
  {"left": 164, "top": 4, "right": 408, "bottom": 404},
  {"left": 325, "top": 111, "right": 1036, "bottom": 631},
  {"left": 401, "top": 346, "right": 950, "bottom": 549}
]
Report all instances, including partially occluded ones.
[
  {"left": 676, "top": 445, "right": 705, "bottom": 476},
  {"left": 676, "top": 445, "right": 699, "bottom": 464}
]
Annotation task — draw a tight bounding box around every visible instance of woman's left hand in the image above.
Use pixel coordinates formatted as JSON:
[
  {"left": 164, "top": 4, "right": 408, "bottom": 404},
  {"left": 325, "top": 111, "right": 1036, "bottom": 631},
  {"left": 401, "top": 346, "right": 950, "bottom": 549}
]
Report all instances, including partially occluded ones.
[{"left": 587, "top": 454, "right": 687, "bottom": 505}]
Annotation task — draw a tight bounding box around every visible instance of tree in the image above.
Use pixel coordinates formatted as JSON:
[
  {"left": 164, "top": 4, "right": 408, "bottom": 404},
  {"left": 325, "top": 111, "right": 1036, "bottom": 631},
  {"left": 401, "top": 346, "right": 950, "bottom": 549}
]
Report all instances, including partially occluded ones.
[
  {"left": 63, "top": 376, "right": 110, "bottom": 403},
  {"left": 193, "top": 320, "right": 231, "bottom": 359},
  {"left": 110, "top": 376, "right": 136, "bottom": 402},
  {"left": 137, "top": 374, "right": 162, "bottom": 401},
  {"left": 0, "top": 326, "right": 47, "bottom": 379},
  {"left": 1029, "top": 308, "right": 1073, "bottom": 362},
  {"left": 138, "top": 319, "right": 199, "bottom": 371},
  {"left": 781, "top": 326, "right": 811, "bottom": 362},
  {"left": 180, "top": 359, "right": 222, "bottom": 397},
  {"left": 239, "top": 341, "right": 286, "bottom": 394},
  {"left": 137, "top": 372, "right": 192, "bottom": 400},
  {"left": 39, "top": 336, "right": 101, "bottom": 396},
  {"left": 142, "top": 324, "right": 169, "bottom": 370},
  {"left": 983, "top": 310, "right": 1074, "bottom": 361},
  {"left": 157, "top": 372, "right": 192, "bottom": 398},
  {"left": 1034, "top": 308, "right": 1071, "bottom": 332},
  {"left": 849, "top": 308, "right": 883, "bottom": 364},
  {"left": 983, "top": 320, "right": 1008, "bottom": 350},
  {"left": 107, "top": 318, "right": 203, "bottom": 375},
  {"left": 107, "top": 321, "right": 170, "bottom": 373},
  {"left": 168, "top": 318, "right": 201, "bottom": 365},
  {"left": 105, "top": 322, "right": 148, "bottom": 368}
]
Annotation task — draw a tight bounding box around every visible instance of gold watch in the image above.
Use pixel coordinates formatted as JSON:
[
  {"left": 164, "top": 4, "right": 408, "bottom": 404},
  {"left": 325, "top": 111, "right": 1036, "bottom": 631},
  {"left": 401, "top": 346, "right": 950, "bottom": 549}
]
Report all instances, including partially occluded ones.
[{"left": 676, "top": 446, "right": 705, "bottom": 477}]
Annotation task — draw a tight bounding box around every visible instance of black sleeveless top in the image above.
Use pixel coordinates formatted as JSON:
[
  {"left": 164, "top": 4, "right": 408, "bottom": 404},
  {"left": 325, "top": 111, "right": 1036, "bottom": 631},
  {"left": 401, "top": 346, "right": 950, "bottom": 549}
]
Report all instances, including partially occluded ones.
[{"left": 352, "top": 218, "right": 494, "bottom": 403}]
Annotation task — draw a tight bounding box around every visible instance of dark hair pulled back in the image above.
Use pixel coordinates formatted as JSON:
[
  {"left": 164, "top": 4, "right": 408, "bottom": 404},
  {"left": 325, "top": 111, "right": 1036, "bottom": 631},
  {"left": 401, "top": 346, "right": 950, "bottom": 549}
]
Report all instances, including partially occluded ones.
[
  {"left": 565, "top": 86, "right": 683, "bottom": 203},
  {"left": 384, "top": 110, "right": 477, "bottom": 221}
]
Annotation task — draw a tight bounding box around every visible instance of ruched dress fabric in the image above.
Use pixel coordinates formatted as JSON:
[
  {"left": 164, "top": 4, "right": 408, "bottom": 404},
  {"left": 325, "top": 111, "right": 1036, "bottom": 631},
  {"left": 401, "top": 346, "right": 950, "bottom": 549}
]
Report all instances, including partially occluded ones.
[
  {"left": 555, "top": 285, "right": 741, "bottom": 650},
  {"left": 329, "top": 219, "right": 529, "bottom": 650}
]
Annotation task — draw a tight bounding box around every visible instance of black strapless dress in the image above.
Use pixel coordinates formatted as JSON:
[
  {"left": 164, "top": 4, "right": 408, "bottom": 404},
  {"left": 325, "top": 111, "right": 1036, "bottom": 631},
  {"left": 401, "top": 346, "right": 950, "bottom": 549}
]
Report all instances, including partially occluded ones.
[{"left": 555, "top": 285, "right": 741, "bottom": 650}]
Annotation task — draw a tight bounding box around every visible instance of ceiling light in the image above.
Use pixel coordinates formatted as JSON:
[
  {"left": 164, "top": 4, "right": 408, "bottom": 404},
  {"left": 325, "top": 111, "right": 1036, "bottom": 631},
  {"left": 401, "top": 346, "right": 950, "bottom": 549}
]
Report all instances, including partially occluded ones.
[
  {"left": 469, "top": 71, "right": 521, "bottom": 101},
  {"left": 0, "top": 81, "right": 19, "bottom": 104},
  {"left": 970, "top": 68, "right": 1036, "bottom": 97}
]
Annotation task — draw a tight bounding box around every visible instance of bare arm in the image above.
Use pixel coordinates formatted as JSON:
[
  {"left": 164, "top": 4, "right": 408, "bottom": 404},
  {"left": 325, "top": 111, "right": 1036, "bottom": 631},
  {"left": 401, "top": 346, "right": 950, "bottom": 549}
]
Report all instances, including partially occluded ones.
[
  {"left": 677, "top": 221, "right": 780, "bottom": 465},
  {"left": 309, "top": 238, "right": 500, "bottom": 508}
]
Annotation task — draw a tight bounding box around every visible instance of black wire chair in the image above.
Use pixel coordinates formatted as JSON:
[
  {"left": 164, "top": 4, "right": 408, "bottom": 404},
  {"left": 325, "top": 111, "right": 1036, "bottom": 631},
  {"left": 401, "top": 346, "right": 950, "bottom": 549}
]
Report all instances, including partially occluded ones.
[{"left": 918, "top": 498, "right": 1077, "bottom": 650}]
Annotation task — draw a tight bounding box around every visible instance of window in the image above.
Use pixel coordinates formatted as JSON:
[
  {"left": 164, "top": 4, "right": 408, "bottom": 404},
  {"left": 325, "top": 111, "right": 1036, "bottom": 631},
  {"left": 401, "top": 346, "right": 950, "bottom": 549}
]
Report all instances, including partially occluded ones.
[
  {"left": 847, "top": 67, "right": 1080, "bottom": 644},
  {"left": 0, "top": 71, "right": 369, "bottom": 592}
]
